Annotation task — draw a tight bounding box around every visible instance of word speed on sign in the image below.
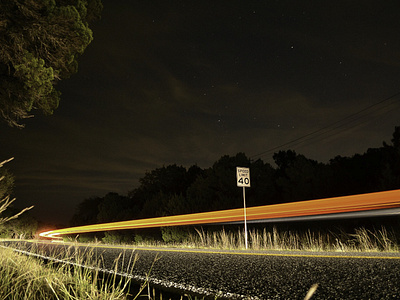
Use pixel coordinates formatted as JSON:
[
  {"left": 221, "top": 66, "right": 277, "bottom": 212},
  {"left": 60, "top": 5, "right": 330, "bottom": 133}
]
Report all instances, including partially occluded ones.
[{"left": 236, "top": 167, "right": 250, "bottom": 187}]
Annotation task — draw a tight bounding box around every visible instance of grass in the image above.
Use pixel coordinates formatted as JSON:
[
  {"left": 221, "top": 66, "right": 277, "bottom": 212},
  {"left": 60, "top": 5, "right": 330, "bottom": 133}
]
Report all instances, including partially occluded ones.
[
  {"left": 0, "top": 244, "right": 139, "bottom": 300},
  {"left": 74, "top": 226, "right": 400, "bottom": 253},
  {"left": 0, "top": 242, "right": 206, "bottom": 300},
  {"left": 187, "top": 226, "right": 400, "bottom": 252},
  {"left": 73, "top": 225, "right": 400, "bottom": 253}
]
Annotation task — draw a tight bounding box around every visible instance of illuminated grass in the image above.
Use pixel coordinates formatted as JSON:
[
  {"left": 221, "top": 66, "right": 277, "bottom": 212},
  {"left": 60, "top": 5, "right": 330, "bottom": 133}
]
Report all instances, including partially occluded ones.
[
  {"left": 0, "top": 245, "right": 135, "bottom": 300},
  {"left": 0, "top": 243, "right": 206, "bottom": 300},
  {"left": 188, "top": 226, "right": 400, "bottom": 252},
  {"left": 66, "top": 225, "right": 400, "bottom": 253},
  {"left": 64, "top": 225, "right": 400, "bottom": 253}
]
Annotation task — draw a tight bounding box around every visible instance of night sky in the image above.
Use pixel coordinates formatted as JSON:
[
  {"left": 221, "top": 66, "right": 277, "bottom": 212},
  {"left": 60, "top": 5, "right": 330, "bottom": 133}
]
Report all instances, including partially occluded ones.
[{"left": 1, "top": 0, "right": 400, "bottom": 224}]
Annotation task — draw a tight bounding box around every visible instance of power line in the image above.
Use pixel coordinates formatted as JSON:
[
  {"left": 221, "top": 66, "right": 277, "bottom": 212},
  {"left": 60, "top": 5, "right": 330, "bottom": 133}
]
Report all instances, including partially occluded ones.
[
  {"left": 272, "top": 97, "right": 399, "bottom": 153},
  {"left": 250, "top": 91, "right": 400, "bottom": 160}
]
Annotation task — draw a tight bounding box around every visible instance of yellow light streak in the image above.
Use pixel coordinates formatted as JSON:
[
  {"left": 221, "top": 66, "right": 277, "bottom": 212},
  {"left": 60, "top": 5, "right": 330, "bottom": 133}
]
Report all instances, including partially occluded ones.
[{"left": 40, "top": 189, "right": 400, "bottom": 239}]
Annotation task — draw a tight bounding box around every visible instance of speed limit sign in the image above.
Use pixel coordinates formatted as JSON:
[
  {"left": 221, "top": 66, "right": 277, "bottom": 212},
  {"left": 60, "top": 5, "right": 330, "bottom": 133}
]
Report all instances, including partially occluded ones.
[
  {"left": 236, "top": 166, "right": 250, "bottom": 249},
  {"left": 236, "top": 167, "right": 250, "bottom": 187}
]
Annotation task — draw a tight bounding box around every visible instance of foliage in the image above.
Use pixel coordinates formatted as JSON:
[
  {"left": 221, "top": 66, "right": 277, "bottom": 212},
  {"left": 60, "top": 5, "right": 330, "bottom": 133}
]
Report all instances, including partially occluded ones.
[
  {"left": 74, "top": 233, "right": 97, "bottom": 243},
  {"left": 0, "top": 0, "right": 103, "bottom": 127},
  {"left": 102, "top": 231, "right": 132, "bottom": 244},
  {"left": 97, "top": 192, "right": 131, "bottom": 223},
  {"left": 70, "top": 192, "right": 132, "bottom": 227},
  {"left": 186, "top": 153, "right": 248, "bottom": 213},
  {"left": 0, "top": 210, "right": 38, "bottom": 239},
  {"left": 273, "top": 150, "right": 329, "bottom": 201},
  {"left": 70, "top": 196, "right": 102, "bottom": 226},
  {"left": 128, "top": 164, "right": 203, "bottom": 218},
  {"left": 161, "top": 226, "right": 192, "bottom": 243}
]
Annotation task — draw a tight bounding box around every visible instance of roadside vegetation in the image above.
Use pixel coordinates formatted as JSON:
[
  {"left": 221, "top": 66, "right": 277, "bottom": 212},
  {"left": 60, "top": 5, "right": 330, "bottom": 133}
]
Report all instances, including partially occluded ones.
[
  {"left": 0, "top": 244, "right": 148, "bottom": 300},
  {"left": 187, "top": 226, "right": 400, "bottom": 252},
  {"left": 0, "top": 243, "right": 207, "bottom": 300},
  {"left": 65, "top": 224, "right": 400, "bottom": 253}
]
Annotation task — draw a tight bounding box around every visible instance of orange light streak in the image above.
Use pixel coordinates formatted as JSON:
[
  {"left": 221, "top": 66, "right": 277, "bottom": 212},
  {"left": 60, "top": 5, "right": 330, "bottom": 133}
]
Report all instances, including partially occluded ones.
[{"left": 40, "top": 189, "right": 400, "bottom": 239}]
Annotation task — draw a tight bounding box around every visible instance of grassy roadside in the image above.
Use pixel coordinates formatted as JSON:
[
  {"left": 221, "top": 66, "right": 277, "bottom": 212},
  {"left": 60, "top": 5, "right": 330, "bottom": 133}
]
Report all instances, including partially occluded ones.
[
  {"left": 0, "top": 244, "right": 204, "bottom": 300},
  {"left": 185, "top": 226, "right": 400, "bottom": 252},
  {"left": 0, "top": 246, "right": 134, "bottom": 300},
  {"left": 115, "top": 226, "right": 399, "bottom": 253}
]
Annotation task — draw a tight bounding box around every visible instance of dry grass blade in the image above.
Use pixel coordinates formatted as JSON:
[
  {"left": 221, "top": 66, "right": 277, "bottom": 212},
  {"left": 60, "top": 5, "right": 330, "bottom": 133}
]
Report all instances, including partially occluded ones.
[
  {"left": 0, "top": 157, "right": 14, "bottom": 168},
  {"left": 304, "top": 283, "right": 319, "bottom": 300}
]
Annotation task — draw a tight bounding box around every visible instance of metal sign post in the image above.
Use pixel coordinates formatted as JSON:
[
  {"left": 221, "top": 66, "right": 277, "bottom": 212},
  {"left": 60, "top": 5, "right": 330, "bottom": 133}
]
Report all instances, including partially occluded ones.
[
  {"left": 236, "top": 167, "right": 250, "bottom": 249},
  {"left": 242, "top": 185, "right": 248, "bottom": 249}
]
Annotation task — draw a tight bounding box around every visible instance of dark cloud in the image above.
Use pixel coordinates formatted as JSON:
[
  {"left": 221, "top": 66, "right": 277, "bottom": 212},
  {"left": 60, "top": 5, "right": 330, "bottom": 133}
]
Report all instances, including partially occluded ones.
[{"left": 1, "top": 0, "right": 400, "bottom": 224}]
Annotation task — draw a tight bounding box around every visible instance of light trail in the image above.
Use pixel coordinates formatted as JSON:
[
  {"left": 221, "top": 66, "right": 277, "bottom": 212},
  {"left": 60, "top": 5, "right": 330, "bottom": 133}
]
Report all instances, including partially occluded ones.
[
  {"left": 225, "top": 208, "right": 400, "bottom": 225},
  {"left": 40, "top": 189, "right": 400, "bottom": 239}
]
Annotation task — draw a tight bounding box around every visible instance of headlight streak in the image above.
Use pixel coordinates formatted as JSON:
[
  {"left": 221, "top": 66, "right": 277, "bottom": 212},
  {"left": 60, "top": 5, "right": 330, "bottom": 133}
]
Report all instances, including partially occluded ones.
[
  {"left": 40, "top": 189, "right": 400, "bottom": 239},
  {"left": 222, "top": 208, "right": 400, "bottom": 225}
]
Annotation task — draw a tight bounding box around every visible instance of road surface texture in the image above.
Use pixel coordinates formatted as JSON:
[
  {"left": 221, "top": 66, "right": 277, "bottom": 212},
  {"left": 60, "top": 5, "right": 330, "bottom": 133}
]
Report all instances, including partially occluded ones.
[{"left": 1, "top": 240, "right": 400, "bottom": 299}]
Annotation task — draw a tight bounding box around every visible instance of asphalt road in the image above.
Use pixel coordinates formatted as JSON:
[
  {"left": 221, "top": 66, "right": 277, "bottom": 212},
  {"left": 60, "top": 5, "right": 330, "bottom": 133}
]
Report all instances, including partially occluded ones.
[{"left": 1, "top": 240, "right": 400, "bottom": 299}]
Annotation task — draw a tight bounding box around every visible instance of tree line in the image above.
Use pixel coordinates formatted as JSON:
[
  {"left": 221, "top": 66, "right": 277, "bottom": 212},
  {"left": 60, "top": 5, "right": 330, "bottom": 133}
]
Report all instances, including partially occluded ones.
[{"left": 71, "top": 127, "right": 400, "bottom": 234}]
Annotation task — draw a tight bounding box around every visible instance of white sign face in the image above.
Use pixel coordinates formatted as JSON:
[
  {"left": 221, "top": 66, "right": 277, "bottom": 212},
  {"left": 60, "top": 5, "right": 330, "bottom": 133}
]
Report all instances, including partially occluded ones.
[{"left": 236, "top": 167, "right": 250, "bottom": 187}]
